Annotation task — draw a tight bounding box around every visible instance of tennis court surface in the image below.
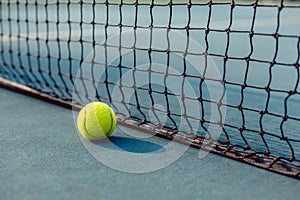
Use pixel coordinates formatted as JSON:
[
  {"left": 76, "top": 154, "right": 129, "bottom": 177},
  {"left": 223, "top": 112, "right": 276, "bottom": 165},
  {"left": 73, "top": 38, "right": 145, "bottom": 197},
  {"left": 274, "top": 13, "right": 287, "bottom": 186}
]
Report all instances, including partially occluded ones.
[
  {"left": 1, "top": 87, "right": 300, "bottom": 199},
  {"left": 1, "top": 0, "right": 300, "bottom": 199}
]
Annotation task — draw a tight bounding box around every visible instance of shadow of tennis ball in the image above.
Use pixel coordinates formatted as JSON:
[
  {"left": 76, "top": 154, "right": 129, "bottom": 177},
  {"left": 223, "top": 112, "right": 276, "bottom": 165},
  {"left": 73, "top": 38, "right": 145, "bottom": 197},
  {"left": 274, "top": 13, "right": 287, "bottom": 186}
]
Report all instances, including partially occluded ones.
[{"left": 93, "top": 136, "right": 166, "bottom": 154}]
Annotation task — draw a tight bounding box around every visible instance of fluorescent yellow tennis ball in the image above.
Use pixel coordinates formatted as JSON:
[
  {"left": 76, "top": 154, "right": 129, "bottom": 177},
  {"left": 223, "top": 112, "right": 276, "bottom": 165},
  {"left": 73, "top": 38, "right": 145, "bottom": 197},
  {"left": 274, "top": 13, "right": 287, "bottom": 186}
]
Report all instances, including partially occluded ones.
[{"left": 77, "top": 102, "right": 117, "bottom": 141}]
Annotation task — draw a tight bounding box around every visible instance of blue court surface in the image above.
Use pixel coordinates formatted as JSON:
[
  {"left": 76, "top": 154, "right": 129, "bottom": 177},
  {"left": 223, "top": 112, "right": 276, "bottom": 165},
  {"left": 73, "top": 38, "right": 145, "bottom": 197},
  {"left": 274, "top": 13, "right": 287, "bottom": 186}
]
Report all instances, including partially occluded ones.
[{"left": 1, "top": 87, "right": 300, "bottom": 200}]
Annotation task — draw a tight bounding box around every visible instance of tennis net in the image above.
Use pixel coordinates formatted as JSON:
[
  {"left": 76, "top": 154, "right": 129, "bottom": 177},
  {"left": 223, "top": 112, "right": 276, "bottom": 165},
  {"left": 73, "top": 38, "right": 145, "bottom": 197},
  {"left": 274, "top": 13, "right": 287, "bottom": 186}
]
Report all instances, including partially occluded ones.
[{"left": 1, "top": 0, "right": 300, "bottom": 178}]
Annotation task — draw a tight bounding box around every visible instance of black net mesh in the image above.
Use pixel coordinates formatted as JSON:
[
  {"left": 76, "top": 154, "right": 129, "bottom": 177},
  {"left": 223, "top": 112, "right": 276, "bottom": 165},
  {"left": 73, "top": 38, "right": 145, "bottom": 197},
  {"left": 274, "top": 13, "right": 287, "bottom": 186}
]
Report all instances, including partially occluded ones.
[{"left": 1, "top": 0, "right": 300, "bottom": 178}]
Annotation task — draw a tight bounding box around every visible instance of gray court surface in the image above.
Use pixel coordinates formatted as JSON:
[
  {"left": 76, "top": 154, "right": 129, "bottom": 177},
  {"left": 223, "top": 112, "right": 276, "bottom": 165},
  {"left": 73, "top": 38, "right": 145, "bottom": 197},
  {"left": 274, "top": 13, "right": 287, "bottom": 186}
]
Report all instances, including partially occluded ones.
[{"left": 1, "top": 87, "right": 300, "bottom": 200}]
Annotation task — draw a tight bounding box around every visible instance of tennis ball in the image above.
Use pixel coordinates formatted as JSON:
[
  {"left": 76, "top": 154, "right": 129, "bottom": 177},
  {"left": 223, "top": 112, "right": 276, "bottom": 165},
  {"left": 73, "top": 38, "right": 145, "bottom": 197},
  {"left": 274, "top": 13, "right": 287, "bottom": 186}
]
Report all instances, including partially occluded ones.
[{"left": 77, "top": 102, "right": 117, "bottom": 141}]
